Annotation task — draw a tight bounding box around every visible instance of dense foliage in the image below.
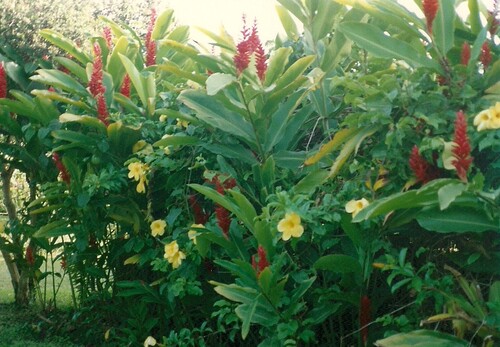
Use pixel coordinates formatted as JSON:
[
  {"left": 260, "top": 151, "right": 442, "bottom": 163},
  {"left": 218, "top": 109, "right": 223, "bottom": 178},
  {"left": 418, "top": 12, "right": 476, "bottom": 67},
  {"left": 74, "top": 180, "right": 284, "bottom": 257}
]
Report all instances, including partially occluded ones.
[{"left": 0, "top": 0, "right": 499, "bottom": 346}]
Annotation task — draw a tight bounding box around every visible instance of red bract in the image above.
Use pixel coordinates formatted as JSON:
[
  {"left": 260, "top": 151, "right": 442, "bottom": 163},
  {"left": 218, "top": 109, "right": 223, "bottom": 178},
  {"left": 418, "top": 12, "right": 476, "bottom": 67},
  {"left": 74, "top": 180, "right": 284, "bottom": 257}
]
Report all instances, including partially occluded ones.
[
  {"left": 409, "top": 146, "right": 431, "bottom": 184},
  {"left": 97, "top": 93, "right": 110, "bottom": 126},
  {"left": 89, "top": 43, "right": 104, "bottom": 97},
  {"left": 359, "top": 295, "right": 371, "bottom": 346},
  {"left": 103, "top": 27, "right": 113, "bottom": 49},
  {"left": 215, "top": 206, "right": 231, "bottom": 238},
  {"left": 0, "top": 63, "right": 7, "bottom": 99},
  {"left": 189, "top": 194, "right": 209, "bottom": 224},
  {"left": 452, "top": 111, "right": 473, "bottom": 182},
  {"left": 252, "top": 245, "right": 270, "bottom": 277},
  {"left": 145, "top": 9, "right": 157, "bottom": 66},
  {"left": 52, "top": 152, "right": 71, "bottom": 184},
  {"left": 121, "top": 74, "right": 131, "bottom": 98},
  {"left": 233, "top": 17, "right": 267, "bottom": 80},
  {"left": 422, "top": 0, "right": 439, "bottom": 34},
  {"left": 461, "top": 42, "right": 471, "bottom": 65},
  {"left": 480, "top": 42, "right": 492, "bottom": 68}
]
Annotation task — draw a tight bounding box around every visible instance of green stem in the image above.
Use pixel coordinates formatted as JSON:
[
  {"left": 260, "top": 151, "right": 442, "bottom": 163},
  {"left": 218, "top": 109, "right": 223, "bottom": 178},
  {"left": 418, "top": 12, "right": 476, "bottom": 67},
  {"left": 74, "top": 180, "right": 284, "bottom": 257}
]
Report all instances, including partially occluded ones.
[{"left": 237, "top": 82, "right": 266, "bottom": 162}]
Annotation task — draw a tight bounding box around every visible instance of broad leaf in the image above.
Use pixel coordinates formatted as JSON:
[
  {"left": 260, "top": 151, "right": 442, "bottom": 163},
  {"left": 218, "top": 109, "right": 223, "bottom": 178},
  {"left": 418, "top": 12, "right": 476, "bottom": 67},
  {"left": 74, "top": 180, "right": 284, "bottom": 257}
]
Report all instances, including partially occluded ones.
[
  {"left": 417, "top": 207, "right": 499, "bottom": 233},
  {"left": 375, "top": 329, "right": 468, "bottom": 347},
  {"left": 433, "top": 0, "right": 455, "bottom": 55},
  {"left": 338, "top": 22, "right": 441, "bottom": 71}
]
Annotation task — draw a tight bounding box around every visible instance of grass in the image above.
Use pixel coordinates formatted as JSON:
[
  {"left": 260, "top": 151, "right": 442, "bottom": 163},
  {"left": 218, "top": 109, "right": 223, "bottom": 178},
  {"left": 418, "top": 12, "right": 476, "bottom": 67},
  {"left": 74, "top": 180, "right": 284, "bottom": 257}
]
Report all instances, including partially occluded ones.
[{"left": 0, "top": 245, "right": 83, "bottom": 346}]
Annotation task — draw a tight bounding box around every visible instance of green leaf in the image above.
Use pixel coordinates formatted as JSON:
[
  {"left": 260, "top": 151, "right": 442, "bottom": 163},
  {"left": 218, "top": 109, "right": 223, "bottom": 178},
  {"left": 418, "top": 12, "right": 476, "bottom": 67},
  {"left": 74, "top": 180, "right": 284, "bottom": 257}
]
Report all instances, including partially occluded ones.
[
  {"left": 304, "top": 127, "right": 359, "bottom": 166},
  {"left": 39, "top": 29, "right": 91, "bottom": 65},
  {"left": 31, "top": 69, "right": 88, "bottom": 96},
  {"left": 54, "top": 56, "right": 87, "bottom": 82},
  {"left": 293, "top": 169, "right": 328, "bottom": 194},
  {"left": 338, "top": 22, "right": 441, "bottom": 71},
  {"left": 437, "top": 183, "right": 466, "bottom": 210},
  {"left": 314, "top": 254, "right": 362, "bottom": 276},
  {"left": 374, "top": 329, "right": 468, "bottom": 347},
  {"left": 276, "top": 6, "right": 299, "bottom": 40},
  {"left": 153, "top": 135, "right": 199, "bottom": 147},
  {"left": 159, "top": 62, "right": 207, "bottom": 85},
  {"left": 264, "top": 90, "right": 308, "bottom": 152},
  {"left": 329, "top": 126, "right": 380, "bottom": 178},
  {"left": 264, "top": 47, "right": 292, "bottom": 87},
  {"left": 206, "top": 73, "right": 237, "bottom": 95},
  {"left": 417, "top": 207, "right": 499, "bottom": 233},
  {"left": 468, "top": 0, "right": 482, "bottom": 35},
  {"left": 179, "top": 90, "right": 255, "bottom": 145},
  {"left": 31, "top": 90, "right": 91, "bottom": 111},
  {"left": 274, "top": 55, "right": 316, "bottom": 91},
  {"left": 353, "top": 179, "right": 456, "bottom": 222},
  {"left": 152, "top": 9, "right": 174, "bottom": 40},
  {"left": 433, "top": 0, "right": 455, "bottom": 55},
  {"left": 33, "top": 220, "right": 69, "bottom": 238},
  {"left": 107, "top": 36, "right": 132, "bottom": 89},
  {"left": 58, "top": 113, "right": 107, "bottom": 132},
  {"left": 118, "top": 54, "right": 147, "bottom": 108}
]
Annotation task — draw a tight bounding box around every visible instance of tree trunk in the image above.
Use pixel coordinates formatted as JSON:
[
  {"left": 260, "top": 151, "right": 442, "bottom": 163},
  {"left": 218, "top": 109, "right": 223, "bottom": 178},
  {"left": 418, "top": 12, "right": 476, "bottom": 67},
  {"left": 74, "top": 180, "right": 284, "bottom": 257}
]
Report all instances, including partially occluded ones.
[{"left": 1, "top": 165, "right": 28, "bottom": 305}]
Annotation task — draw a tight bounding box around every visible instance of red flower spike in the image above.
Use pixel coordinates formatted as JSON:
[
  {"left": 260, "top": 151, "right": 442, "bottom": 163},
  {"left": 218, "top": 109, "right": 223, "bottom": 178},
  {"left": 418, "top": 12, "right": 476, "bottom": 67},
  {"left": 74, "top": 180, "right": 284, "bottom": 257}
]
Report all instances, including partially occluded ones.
[
  {"left": 422, "top": 0, "right": 439, "bottom": 35},
  {"left": 452, "top": 110, "right": 473, "bottom": 182},
  {"left": 89, "top": 43, "right": 104, "bottom": 97},
  {"left": 103, "top": 27, "right": 113, "bottom": 49},
  {"left": 215, "top": 206, "right": 231, "bottom": 238},
  {"left": 233, "top": 17, "right": 266, "bottom": 80},
  {"left": 96, "top": 93, "right": 109, "bottom": 126},
  {"left": 121, "top": 74, "right": 131, "bottom": 98},
  {"left": 0, "top": 63, "right": 7, "bottom": 99},
  {"left": 26, "top": 246, "right": 35, "bottom": 266},
  {"left": 257, "top": 245, "right": 269, "bottom": 273},
  {"left": 461, "top": 42, "right": 471, "bottom": 66},
  {"left": 145, "top": 9, "right": 157, "bottom": 66},
  {"left": 52, "top": 152, "right": 71, "bottom": 184},
  {"left": 480, "top": 42, "right": 492, "bottom": 68},
  {"left": 409, "top": 146, "right": 431, "bottom": 184},
  {"left": 359, "top": 295, "right": 371, "bottom": 346},
  {"left": 189, "top": 194, "right": 209, "bottom": 224}
]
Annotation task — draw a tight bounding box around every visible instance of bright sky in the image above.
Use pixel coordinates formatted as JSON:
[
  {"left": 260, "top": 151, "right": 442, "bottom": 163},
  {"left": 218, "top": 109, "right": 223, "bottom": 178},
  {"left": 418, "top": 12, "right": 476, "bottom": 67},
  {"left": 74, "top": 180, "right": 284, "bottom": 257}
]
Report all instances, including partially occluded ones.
[{"left": 162, "top": 0, "right": 493, "bottom": 45}]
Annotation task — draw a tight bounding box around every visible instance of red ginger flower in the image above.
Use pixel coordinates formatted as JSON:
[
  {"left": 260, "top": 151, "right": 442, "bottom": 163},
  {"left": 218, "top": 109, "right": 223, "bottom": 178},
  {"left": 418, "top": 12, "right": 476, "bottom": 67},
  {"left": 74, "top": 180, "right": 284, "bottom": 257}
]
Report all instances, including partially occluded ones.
[
  {"left": 52, "top": 152, "right": 71, "bottom": 184},
  {"left": 0, "top": 63, "right": 6, "bottom": 99},
  {"left": 422, "top": 0, "right": 439, "bottom": 35},
  {"left": 409, "top": 146, "right": 431, "bottom": 184},
  {"left": 96, "top": 93, "right": 109, "bottom": 126},
  {"left": 234, "top": 17, "right": 267, "bottom": 81},
  {"left": 480, "top": 42, "right": 492, "bottom": 68},
  {"left": 189, "top": 194, "right": 209, "bottom": 224},
  {"left": 103, "top": 27, "right": 113, "bottom": 49},
  {"left": 89, "top": 43, "right": 104, "bottom": 97},
  {"left": 145, "top": 9, "right": 157, "bottom": 66},
  {"left": 461, "top": 42, "right": 471, "bottom": 66},
  {"left": 210, "top": 174, "right": 237, "bottom": 238},
  {"left": 452, "top": 110, "right": 473, "bottom": 182},
  {"left": 121, "top": 74, "right": 131, "bottom": 98},
  {"left": 252, "top": 245, "right": 270, "bottom": 277}
]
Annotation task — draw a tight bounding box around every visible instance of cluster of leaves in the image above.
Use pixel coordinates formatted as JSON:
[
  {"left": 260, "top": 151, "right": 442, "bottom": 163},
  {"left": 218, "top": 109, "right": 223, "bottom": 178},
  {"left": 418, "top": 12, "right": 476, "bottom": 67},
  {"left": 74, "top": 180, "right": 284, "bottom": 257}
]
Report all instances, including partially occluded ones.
[{"left": 0, "top": 0, "right": 499, "bottom": 346}]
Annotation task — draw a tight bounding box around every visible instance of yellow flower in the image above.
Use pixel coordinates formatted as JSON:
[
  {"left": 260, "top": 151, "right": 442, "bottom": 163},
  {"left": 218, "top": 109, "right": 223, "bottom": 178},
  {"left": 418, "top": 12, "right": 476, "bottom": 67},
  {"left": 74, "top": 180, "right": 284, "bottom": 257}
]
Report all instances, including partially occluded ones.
[
  {"left": 176, "top": 118, "right": 189, "bottom": 128},
  {"left": 136, "top": 177, "right": 147, "bottom": 194},
  {"left": 159, "top": 115, "right": 167, "bottom": 122},
  {"left": 164, "top": 240, "right": 186, "bottom": 269},
  {"left": 188, "top": 224, "right": 204, "bottom": 245},
  {"left": 277, "top": 212, "right": 304, "bottom": 241},
  {"left": 163, "top": 146, "right": 171, "bottom": 155},
  {"left": 128, "top": 162, "right": 144, "bottom": 181},
  {"left": 143, "top": 336, "right": 157, "bottom": 347},
  {"left": 474, "top": 102, "right": 500, "bottom": 131},
  {"left": 345, "top": 198, "right": 369, "bottom": 217},
  {"left": 150, "top": 219, "right": 167, "bottom": 237}
]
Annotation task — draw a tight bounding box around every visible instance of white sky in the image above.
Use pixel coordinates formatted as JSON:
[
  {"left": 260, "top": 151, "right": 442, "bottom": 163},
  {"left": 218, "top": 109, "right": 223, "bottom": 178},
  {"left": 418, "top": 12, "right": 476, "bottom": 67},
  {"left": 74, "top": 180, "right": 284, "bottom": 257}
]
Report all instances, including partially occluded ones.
[{"left": 161, "top": 0, "right": 493, "bottom": 45}]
